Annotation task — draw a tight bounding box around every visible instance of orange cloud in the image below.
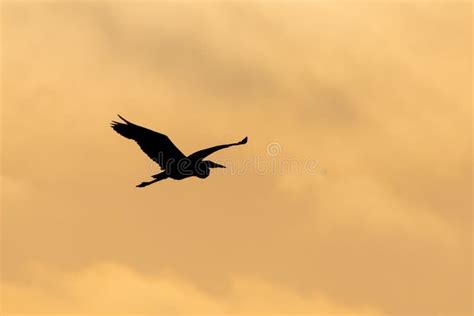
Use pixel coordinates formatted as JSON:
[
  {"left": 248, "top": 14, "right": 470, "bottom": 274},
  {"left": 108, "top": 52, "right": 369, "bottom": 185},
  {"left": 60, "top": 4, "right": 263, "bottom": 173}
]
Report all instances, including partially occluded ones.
[{"left": 1, "top": 2, "right": 471, "bottom": 316}]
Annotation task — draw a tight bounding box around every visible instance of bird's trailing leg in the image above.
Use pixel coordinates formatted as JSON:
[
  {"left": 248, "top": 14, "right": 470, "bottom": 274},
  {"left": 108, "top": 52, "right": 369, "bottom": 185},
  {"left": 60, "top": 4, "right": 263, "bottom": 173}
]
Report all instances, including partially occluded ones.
[
  {"left": 136, "top": 172, "right": 168, "bottom": 188},
  {"left": 136, "top": 179, "right": 160, "bottom": 188}
]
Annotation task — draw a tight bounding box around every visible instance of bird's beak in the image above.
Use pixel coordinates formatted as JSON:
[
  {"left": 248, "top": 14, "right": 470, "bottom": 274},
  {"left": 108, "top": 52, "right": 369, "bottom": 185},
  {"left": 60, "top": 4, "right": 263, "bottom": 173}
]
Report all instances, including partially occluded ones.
[{"left": 208, "top": 161, "right": 226, "bottom": 168}]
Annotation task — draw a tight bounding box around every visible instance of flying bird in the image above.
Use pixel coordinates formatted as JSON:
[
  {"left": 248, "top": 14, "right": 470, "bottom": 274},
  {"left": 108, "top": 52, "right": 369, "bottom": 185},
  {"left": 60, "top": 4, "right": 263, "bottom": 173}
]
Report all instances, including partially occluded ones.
[{"left": 111, "top": 115, "right": 248, "bottom": 187}]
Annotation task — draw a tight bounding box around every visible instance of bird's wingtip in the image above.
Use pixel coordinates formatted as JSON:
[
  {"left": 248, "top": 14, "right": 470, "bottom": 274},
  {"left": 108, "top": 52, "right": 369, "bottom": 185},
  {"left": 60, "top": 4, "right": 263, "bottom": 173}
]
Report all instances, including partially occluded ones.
[
  {"left": 117, "top": 114, "right": 130, "bottom": 124},
  {"left": 240, "top": 136, "right": 248, "bottom": 144}
]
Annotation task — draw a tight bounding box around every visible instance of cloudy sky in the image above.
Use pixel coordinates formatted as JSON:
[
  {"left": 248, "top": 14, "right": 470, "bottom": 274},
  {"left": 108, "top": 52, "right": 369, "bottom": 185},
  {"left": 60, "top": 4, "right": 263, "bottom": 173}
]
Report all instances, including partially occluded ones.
[{"left": 1, "top": 1, "right": 472, "bottom": 315}]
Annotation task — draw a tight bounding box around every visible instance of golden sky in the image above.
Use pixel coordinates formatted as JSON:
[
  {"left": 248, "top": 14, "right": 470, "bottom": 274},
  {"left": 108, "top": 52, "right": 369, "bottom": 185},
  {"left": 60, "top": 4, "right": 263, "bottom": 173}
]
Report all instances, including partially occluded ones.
[{"left": 1, "top": 1, "right": 472, "bottom": 316}]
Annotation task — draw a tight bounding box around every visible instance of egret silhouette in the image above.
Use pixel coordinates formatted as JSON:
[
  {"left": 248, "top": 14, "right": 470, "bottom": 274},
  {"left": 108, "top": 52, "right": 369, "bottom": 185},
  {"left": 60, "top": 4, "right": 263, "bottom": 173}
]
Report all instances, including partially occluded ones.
[{"left": 111, "top": 115, "right": 248, "bottom": 187}]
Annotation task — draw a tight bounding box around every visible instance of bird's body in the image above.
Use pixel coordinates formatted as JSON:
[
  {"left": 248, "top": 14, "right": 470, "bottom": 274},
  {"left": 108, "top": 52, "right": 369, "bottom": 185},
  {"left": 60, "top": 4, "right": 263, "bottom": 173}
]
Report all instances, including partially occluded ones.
[{"left": 111, "top": 115, "right": 247, "bottom": 187}]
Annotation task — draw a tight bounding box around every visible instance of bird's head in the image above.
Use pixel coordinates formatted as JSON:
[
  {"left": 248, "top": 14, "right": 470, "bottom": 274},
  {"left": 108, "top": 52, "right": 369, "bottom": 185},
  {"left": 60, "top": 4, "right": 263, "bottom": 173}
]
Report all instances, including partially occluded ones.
[{"left": 195, "top": 160, "right": 225, "bottom": 179}]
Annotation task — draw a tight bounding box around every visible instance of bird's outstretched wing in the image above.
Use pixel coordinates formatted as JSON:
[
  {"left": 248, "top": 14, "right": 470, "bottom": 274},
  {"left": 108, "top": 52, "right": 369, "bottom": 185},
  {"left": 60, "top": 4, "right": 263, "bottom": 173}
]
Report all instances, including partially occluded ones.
[
  {"left": 188, "top": 137, "right": 248, "bottom": 161},
  {"left": 111, "top": 115, "right": 185, "bottom": 169}
]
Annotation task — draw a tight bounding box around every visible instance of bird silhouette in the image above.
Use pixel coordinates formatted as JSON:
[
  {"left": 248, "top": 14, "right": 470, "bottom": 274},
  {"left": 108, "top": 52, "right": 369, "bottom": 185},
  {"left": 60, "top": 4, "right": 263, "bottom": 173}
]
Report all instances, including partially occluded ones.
[{"left": 111, "top": 115, "right": 248, "bottom": 187}]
